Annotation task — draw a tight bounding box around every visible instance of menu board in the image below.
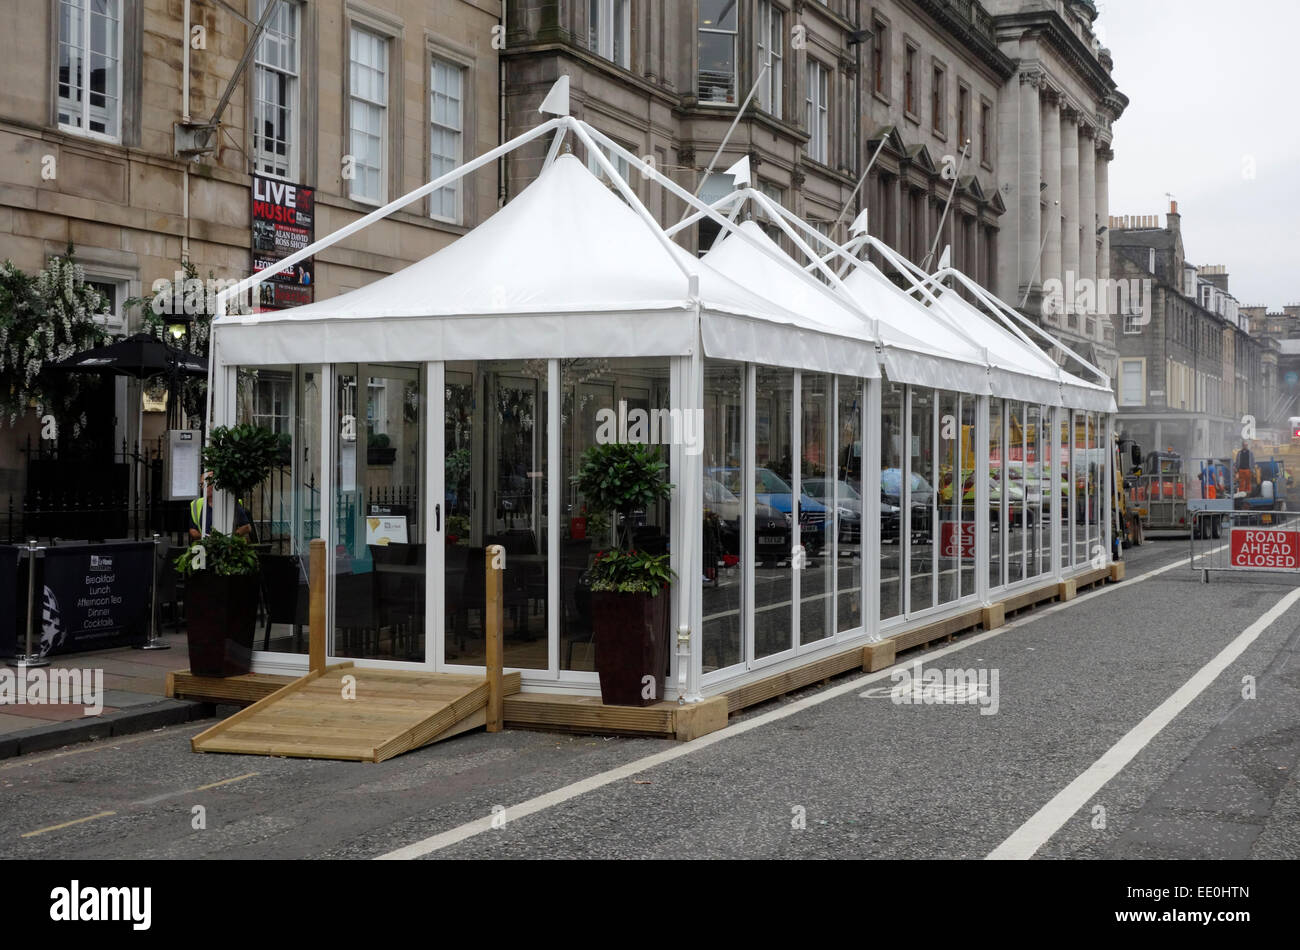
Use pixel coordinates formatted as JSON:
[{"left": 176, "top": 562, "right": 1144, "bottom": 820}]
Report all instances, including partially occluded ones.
[
  {"left": 252, "top": 174, "right": 315, "bottom": 311},
  {"left": 38, "top": 544, "right": 153, "bottom": 655}
]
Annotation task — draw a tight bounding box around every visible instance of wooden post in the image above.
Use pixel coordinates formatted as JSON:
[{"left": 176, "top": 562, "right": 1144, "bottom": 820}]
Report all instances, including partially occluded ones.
[
  {"left": 309, "top": 538, "right": 326, "bottom": 674},
  {"left": 485, "top": 544, "right": 504, "bottom": 733}
]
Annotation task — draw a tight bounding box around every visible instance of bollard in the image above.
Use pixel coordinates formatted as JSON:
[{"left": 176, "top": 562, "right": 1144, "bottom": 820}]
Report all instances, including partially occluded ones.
[
  {"left": 309, "top": 538, "right": 326, "bottom": 674},
  {"left": 134, "top": 533, "right": 171, "bottom": 650},
  {"left": 485, "top": 544, "right": 504, "bottom": 733},
  {"left": 7, "top": 541, "right": 49, "bottom": 669}
]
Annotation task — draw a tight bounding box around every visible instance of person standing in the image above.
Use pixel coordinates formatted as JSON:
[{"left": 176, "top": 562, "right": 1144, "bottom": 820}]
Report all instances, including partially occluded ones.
[{"left": 189, "top": 471, "right": 253, "bottom": 540}]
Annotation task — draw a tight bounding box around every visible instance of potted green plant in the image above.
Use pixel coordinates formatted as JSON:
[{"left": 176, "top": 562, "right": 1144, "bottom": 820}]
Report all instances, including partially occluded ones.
[
  {"left": 573, "top": 442, "right": 675, "bottom": 706},
  {"left": 175, "top": 531, "right": 261, "bottom": 676},
  {"left": 367, "top": 431, "right": 396, "bottom": 465},
  {"left": 178, "top": 423, "right": 281, "bottom": 676}
]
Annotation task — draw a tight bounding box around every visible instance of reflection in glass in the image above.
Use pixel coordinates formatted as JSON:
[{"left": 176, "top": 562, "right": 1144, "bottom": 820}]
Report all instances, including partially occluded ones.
[
  {"left": 989, "top": 397, "right": 1003, "bottom": 589},
  {"left": 703, "top": 361, "right": 745, "bottom": 672},
  {"left": 909, "top": 387, "right": 935, "bottom": 613},
  {"left": 800, "top": 373, "right": 832, "bottom": 644},
  {"left": 754, "top": 367, "right": 794, "bottom": 658},
  {"left": 937, "top": 390, "right": 962, "bottom": 605},
  {"left": 835, "top": 376, "right": 863, "bottom": 632},
  {"left": 880, "top": 380, "right": 904, "bottom": 620}
]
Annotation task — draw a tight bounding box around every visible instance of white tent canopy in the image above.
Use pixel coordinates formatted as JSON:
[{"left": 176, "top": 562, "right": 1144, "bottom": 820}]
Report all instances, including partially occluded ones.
[{"left": 215, "top": 154, "right": 880, "bottom": 378}]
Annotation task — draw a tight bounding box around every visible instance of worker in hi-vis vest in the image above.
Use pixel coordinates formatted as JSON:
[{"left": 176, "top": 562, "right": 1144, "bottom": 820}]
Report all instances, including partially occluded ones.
[{"left": 189, "top": 470, "right": 253, "bottom": 540}]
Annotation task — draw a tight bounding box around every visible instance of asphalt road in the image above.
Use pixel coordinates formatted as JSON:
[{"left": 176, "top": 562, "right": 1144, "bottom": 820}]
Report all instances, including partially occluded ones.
[{"left": 3, "top": 537, "right": 1298, "bottom": 860}]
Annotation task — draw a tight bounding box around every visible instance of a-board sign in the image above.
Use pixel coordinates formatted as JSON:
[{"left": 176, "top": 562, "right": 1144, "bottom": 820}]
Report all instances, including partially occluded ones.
[
  {"left": 38, "top": 543, "right": 153, "bottom": 655},
  {"left": 1229, "top": 528, "right": 1300, "bottom": 571}
]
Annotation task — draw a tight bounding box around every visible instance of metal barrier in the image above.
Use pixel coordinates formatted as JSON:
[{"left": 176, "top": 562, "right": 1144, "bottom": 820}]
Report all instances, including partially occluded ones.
[{"left": 1190, "top": 509, "right": 1300, "bottom": 582}]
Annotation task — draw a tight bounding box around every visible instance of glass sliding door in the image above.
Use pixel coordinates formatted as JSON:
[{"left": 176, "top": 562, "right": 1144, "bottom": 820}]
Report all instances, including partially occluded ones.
[
  {"left": 834, "top": 376, "right": 863, "bottom": 633},
  {"left": 754, "top": 366, "right": 795, "bottom": 659},
  {"left": 937, "top": 389, "right": 963, "bottom": 606},
  {"left": 702, "top": 360, "right": 746, "bottom": 674},
  {"left": 908, "top": 387, "right": 936, "bottom": 614},
  {"left": 988, "top": 397, "right": 1004, "bottom": 590},
  {"left": 331, "top": 363, "right": 427, "bottom": 663},
  {"left": 880, "top": 379, "right": 904, "bottom": 621},
  {"left": 799, "top": 372, "right": 833, "bottom": 644}
]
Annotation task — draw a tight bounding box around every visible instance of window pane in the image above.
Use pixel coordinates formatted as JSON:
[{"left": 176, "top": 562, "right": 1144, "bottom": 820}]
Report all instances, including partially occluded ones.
[
  {"left": 800, "top": 373, "right": 832, "bottom": 644},
  {"left": 908, "top": 388, "right": 935, "bottom": 613},
  {"left": 836, "top": 376, "right": 863, "bottom": 632},
  {"left": 699, "top": 0, "right": 738, "bottom": 31},
  {"left": 698, "top": 32, "right": 736, "bottom": 102},
  {"left": 703, "top": 361, "right": 745, "bottom": 673},
  {"left": 755, "top": 367, "right": 794, "bottom": 657},
  {"left": 880, "top": 379, "right": 904, "bottom": 620}
]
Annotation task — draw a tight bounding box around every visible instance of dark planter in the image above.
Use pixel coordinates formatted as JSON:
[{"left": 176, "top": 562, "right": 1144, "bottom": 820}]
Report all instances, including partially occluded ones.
[
  {"left": 367, "top": 446, "right": 397, "bottom": 465},
  {"left": 185, "top": 571, "right": 260, "bottom": 677},
  {"left": 591, "top": 589, "right": 671, "bottom": 706}
]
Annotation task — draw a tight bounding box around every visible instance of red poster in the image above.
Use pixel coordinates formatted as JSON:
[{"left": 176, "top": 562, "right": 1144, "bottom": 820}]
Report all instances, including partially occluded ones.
[
  {"left": 1229, "top": 528, "right": 1300, "bottom": 570},
  {"left": 940, "top": 521, "right": 977, "bottom": 560}
]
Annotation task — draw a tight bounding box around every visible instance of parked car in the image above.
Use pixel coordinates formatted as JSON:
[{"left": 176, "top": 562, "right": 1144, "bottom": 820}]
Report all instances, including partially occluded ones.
[
  {"left": 880, "top": 468, "right": 934, "bottom": 538},
  {"left": 801, "top": 477, "right": 863, "bottom": 543},
  {"left": 707, "top": 466, "right": 827, "bottom": 558}
]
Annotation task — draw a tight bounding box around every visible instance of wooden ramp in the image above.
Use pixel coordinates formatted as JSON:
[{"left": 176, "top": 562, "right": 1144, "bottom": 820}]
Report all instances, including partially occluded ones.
[{"left": 190, "top": 663, "right": 521, "bottom": 762}]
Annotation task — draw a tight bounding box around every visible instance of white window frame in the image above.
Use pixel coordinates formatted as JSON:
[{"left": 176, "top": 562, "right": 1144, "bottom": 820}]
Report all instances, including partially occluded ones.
[
  {"left": 429, "top": 55, "right": 465, "bottom": 223},
  {"left": 698, "top": 0, "right": 738, "bottom": 104},
  {"left": 57, "top": 0, "right": 123, "bottom": 142},
  {"left": 253, "top": 0, "right": 300, "bottom": 180},
  {"left": 805, "top": 59, "right": 829, "bottom": 165},
  {"left": 586, "top": 140, "right": 633, "bottom": 193},
  {"left": 757, "top": 0, "right": 783, "bottom": 120},
  {"left": 1119, "top": 359, "right": 1145, "bottom": 407},
  {"left": 589, "top": 0, "right": 630, "bottom": 68},
  {"left": 348, "top": 24, "right": 389, "bottom": 205},
  {"left": 252, "top": 375, "right": 293, "bottom": 435},
  {"left": 84, "top": 275, "right": 128, "bottom": 335}
]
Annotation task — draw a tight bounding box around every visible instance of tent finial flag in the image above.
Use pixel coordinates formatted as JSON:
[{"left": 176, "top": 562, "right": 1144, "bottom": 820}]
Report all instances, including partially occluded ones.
[
  {"left": 938, "top": 245, "right": 951, "bottom": 271},
  {"left": 849, "top": 208, "right": 870, "bottom": 236},
  {"left": 724, "top": 155, "right": 751, "bottom": 188},
  {"left": 538, "top": 75, "right": 570, "bottom": 116}
]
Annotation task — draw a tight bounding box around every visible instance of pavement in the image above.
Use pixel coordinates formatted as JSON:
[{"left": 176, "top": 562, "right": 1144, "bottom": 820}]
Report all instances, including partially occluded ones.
[
  {"left": 3, "top": 537, "right": 1298, "bottom": 860},
  {"left": 0, "top": 631, "right": 209, "bottom": 759}
]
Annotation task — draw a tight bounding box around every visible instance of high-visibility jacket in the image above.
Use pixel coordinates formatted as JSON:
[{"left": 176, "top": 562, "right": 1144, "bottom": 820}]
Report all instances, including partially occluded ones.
[{"left": 190, "top": 497, "right": 247, "bottom": 533}]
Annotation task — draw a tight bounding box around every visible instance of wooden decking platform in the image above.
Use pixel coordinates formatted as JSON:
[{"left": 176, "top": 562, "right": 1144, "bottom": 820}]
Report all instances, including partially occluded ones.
[{"left": 188, "top": 663, "right": 521, "bottom": 762}]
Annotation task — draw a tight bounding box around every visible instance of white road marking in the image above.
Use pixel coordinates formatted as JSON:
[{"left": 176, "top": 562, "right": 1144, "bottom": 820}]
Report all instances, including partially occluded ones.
[
  {"left": 987, "top": 580, "right": 1300, "bottom": 861},
  {"left": 378, "top": 549, "right": 1198, "bottom": 859}
]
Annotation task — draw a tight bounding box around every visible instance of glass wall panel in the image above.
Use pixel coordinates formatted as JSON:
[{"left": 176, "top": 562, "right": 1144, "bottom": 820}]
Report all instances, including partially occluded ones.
[
  {"left": 834, "top": 375, "right": 863, "bottom": 633},
  {"left": 988, "top": 397, "right": 1004, "bottom": 589},
  {"left": 1073, "top": 411, "right": 1088, "bottom": 567},
  {"left": 702, "top": 360, "right": 745, "bottom": 673},
  {"left": 1060, "top": 408, "right": 1073, "bottom": 569},
  {"left": 908, "top": 387, "right": 936, "bottom": 613},
  {"left": 754, "top": 366, "right": 795, "bottom": 658},
  {"left": 332, "top": 363, "right": 425, "bottom": 662},
  {"left": 1006, "top": 402, "right": 1026, "bottom": 585},
  {"left": 960, "top": 395, "right": 978, "bottom": 597},
  {"left": 235, "top": 364, "right": 321, "bottom": 655},
  {"left": 937, "top": 390, "right": 962, "bottom": 605},
  {"left": 1025, "top": 404, "right": 1044, "bottom": 579},
  {"left": 800, "top": 372, "right": 833, "bottom": 644},
  {"left": 442, "top": 360, "right": 549, "bottom": 670},
  {"left": 880, "top": 379, "right": 904, "bottom": 620}
]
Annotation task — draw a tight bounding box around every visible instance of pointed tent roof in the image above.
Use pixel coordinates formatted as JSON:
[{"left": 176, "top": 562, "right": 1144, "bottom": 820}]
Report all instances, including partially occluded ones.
[{"left": 215, "top": 154, "right": 879, "bottom": 376}]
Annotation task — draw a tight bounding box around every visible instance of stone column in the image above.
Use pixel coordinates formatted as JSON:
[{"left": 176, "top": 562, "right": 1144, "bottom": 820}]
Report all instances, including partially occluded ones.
[
  {"left": 996, "top": 78, "right": 1020, "bottom": 301},
  {"left": 1040, "top": 88, "right": 1062, "bottom": 297},
  {"left": 1018, "top": 70, "right": 1043, "bottom": 303},
  {"left": 1096, "top": 143, "right": 1113, "bottom": 288},
  {"left": 1060, "top": 106, "right": 1081, "bottom": 313},
  {"left": 1079, "top": 123, "right": 1097, "bottom": 288}
]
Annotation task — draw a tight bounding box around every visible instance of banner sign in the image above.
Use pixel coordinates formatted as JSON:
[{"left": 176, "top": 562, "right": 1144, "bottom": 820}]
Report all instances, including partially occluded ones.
[
  {"left": 0, "top": 546, "right": 17, "bottom": 657},
  {"left": 939, "top": 521, "right": 977, "bottom": 561},
  {"left": 252, "top": 175, "right": 315, "bottom": 311},
  {"left": 38, "top": 543, "right": 153, "bottom": 655},
  {"left": 1229, "top": 528, "right": 1300, "bottom": 571}
]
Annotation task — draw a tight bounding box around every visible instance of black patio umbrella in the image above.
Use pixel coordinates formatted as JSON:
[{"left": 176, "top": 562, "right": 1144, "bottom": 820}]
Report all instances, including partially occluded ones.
[
  {"left": 49, "top": 331, "right": 208, "bottom": 379},
  {"left": 49, "top": 331, "right": 210, "bottom": 473}
]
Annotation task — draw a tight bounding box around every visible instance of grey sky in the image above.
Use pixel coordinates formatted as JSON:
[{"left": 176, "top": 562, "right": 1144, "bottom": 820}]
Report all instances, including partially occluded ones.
[{"left": 1097, "top": 0, "right": 1300, "bottom": 308}]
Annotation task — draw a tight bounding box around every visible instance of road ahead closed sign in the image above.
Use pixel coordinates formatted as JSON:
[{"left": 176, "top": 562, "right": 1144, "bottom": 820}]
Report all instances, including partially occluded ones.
[{"left": 1229, "top": 528, "right": 1300, "bottom": 570}]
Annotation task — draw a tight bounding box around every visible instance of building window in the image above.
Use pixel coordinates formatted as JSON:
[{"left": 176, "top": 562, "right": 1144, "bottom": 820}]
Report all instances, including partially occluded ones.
[
  {"left": 349, "top": 26, "right": 389, "bottom": 204},
  {"left": 589, "top": 0, "right": 630, "bottom": 68},
  {"left": 429, "top": 56, "right": 464, "bottom": 223},
  {"left": 1120, "top": 360, "right": 1144, "bottom": 407},
  {"left": 957, "top": 83, "right": 970, "bottom": 146},
  {"left": 85, "top": 277, "right": 128, "bottom": 334},
  {"left": 587, "top": 140, "right": 633, "bottom": 197},
  {"left": 980, "top": 100, "right": 991, "bottom": 165},
  {"left": 253, "top": 0, "right": 299, "bottom": 179},
  {"left": 872, "top": 20, "right": 886, "bottom": 97},
  {"left": 253, "top": 376, "right": 292, "bottom": 435},
  {"left": 698, "top": 0, "right": 738, "bottom": 104},
  {"left": 931, "top": 64, "right": 945, "bottom": 136},
  {"left": 757, "top": 0, "right": 783, "bottom": 119},
  {"left": 904, "top": 44, "right": 917, "bottom": 115},
  {"left": 805, "top": 60, "right": 829, "bottom": 165},
  {"left": 758, "top": 181, "right": 785, "bottom": 242},
  {"left": 57, "top": 0, "right": 123, "bottom": 141}
]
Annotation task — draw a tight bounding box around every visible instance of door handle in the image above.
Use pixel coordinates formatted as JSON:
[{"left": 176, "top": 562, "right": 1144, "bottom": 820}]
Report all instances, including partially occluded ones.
[{"left": 435, "top": 503, "right": 441, "bottom": 532}]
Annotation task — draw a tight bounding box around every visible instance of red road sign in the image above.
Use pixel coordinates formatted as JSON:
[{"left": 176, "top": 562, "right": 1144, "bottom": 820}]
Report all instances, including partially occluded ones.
[
  {"left": 1229, "top": 528, "right": 1300, "bottom": 570},
  {"left": 940, "top": 521, "right": 976, "bottom": 560}
]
